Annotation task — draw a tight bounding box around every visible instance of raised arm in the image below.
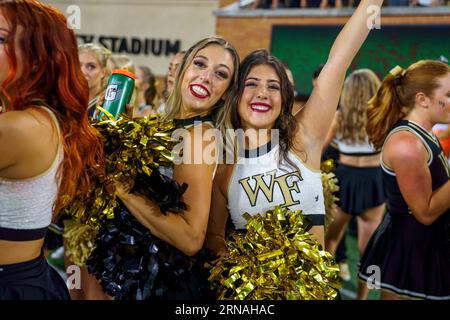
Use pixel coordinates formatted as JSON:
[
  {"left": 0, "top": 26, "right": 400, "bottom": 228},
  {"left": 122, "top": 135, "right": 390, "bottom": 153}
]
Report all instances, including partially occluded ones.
[
  {"left": 385, "top": 131, "right": 450, "bottom": 225},
  {"left": 116, "top": 125, "right": 217, "bottom": 256},
  {"left": 298, "top": 0, "right": 383, "bottom": 146}
]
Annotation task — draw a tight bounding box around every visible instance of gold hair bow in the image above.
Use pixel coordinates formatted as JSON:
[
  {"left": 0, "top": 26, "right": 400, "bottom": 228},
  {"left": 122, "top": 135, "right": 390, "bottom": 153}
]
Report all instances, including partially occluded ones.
[{"left": 389, "top": 65, "right": 406, "bottom": 77}]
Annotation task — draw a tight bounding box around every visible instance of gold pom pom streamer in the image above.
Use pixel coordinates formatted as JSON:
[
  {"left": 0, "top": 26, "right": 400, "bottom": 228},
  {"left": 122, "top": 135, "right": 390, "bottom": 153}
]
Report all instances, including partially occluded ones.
[
  {"left": 320, "top": 159, "right": 335, "bottom": 174},
  {"left": 62, "top": 220, "right": 98, "bottom": 267},
  {"left": 321, "top": 159, "right": 339, "bottom": 233},
  {"left": 207, "top": 206, "right": 341, "bottom": 300},
  {"left": 62, "top": 110, "right": 177, "bottom": 265}
]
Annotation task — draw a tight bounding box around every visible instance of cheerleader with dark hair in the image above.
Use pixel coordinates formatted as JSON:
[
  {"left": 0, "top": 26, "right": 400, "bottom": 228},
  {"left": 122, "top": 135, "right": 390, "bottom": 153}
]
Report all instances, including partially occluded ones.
[
  {"left": 206, "top": 0, "right": 384, "bottom": 263},
  {"left": 359, "top": 61, "right": 450, "bottom": 300}
]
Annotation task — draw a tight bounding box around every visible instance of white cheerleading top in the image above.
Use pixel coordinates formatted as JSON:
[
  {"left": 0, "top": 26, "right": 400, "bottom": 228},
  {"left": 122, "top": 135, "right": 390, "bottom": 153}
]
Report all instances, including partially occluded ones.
[
  {"left": 227, "top": 142, "right": 325, "bottom": 230},
  {"left": 0, "top": 107, "right": 63, "bottom": 240},
  {"left": 336, "top": 136, "right": 379, "bottom": 156}
]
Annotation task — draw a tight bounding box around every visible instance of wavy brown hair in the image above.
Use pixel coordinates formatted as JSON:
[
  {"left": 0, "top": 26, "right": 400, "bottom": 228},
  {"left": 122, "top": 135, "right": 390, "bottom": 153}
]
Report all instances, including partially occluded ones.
[
  {"left": 337, "top": 69, "right": 380, "bottom": 144},
  {"left": 0, "top": 0, "right": 104, "bottom": 218},
  {"left": 367, "top": 60, "right": 450, "bottom": 150},
  {"left": 216, "top": 49, "right": 298, "bottom": 169}
]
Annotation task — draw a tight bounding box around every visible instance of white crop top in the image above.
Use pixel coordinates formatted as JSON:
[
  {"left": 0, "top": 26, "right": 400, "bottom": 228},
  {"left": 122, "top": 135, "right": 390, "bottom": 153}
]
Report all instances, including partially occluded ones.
[
  {"left": 227, "top": 142, "right": 325, "bottom": 230},
  {"left": 336, "top": 136, "right": 379, "bottom": 156},
  {"left": 0, "top": 107, "right": 63, "bottom": 240}
]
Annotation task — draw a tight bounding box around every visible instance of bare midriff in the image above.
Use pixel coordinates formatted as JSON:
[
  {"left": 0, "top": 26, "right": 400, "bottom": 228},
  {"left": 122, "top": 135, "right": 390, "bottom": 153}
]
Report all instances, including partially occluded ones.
[{"left": 339, "top": 153, "right": 381, "bottom": 167}]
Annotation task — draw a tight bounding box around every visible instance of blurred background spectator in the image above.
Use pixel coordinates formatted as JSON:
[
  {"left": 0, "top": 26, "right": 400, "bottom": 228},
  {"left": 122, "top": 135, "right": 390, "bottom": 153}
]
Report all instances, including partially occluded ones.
[{"left": 243, "top": 0, "right": 450, "bottom": 7}]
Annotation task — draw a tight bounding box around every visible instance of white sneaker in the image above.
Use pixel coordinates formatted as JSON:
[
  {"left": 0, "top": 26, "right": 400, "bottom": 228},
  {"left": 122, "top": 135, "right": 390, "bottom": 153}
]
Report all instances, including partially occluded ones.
[{"left": 339, "top": 262, "right": 351, "bottom": 282}]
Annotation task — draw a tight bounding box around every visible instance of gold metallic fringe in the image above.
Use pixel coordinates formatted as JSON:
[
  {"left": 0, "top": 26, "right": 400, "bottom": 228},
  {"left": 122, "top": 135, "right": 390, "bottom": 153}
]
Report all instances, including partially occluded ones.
[
  {"left": 207, "top": 206, "right": 341, "bottom": 300},
  {"left": 321, "top": 159, "right": 339, "bottom": 233},
  {"left": 62, "top": 111, "right": 177, "bottom": 266},
  {"left": 63, "top": 219, "right": 98, "bottom": 266}
]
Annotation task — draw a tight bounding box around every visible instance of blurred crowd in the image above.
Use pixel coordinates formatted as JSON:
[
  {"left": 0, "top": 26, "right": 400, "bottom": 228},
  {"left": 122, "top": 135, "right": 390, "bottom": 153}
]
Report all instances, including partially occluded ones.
[{"left": 242, "top": 0, "right": 449, "bottom": 8}]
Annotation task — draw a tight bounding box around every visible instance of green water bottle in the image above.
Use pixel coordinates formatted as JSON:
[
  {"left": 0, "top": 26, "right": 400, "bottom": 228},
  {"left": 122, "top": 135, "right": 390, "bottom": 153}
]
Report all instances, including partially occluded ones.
[{"left": 98, "top": 67, "right": 135, "bottom": 120}]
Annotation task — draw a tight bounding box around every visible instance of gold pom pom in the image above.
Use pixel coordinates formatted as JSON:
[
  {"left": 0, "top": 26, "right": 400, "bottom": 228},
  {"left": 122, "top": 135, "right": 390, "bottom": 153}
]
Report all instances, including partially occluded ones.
[
  {"left": 61, "top": 114, "right": 177, "bottom": 266},
  {"left": 320, "top": 159, "right": 335, "bottom": 174},
  {"left": 207, "top": 206, "right": 341, "bottom": 300},
  {"left": 321, "top": 172, "right": 339, "bottom": 233},
  {"left": 63, "top": 219, "right": 98, "bottom": 266}
]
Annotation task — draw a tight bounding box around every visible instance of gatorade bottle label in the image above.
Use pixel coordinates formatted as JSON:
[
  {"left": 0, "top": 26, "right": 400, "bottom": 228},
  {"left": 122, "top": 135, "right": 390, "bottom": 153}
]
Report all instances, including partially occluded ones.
[
  {"left": 105, "top": 84, "right": 119, "bottom": 101},
  {"left": 99, "top": 68, "right": 134, "bottom": 120}
]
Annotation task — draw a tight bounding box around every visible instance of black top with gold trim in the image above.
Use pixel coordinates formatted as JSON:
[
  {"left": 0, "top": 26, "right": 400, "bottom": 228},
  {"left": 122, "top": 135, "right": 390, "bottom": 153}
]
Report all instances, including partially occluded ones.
[{"left": 358, "top": 120, "right": 450, "bottom": 300}]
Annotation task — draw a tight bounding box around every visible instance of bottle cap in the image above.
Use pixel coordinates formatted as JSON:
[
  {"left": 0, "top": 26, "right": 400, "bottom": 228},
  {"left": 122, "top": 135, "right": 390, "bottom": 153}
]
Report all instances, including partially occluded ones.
[{"left": 112, "top": 67, "right": 135, "bottom": 80}]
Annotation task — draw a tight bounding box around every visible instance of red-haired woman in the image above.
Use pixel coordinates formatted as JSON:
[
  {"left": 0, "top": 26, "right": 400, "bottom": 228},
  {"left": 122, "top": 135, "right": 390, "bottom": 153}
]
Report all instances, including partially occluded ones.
[
  {"left": 0, "top": 0, "right": 104, "bottom": 300},
  {"left": 359, "top": 61, "right": 450, "bottom": 300}
]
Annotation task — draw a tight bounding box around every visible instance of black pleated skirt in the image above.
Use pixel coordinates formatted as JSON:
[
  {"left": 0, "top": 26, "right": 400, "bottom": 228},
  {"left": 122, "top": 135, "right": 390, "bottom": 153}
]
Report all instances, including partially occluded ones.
[
  {"left": 336, "top": 164, "right": 385, "bottom": 215},
  {"left": 0, "top": 252, "right": 70, "bottom": 300},
  {"left": 358, "top": 212, "right": 450, "bottom": 300}
]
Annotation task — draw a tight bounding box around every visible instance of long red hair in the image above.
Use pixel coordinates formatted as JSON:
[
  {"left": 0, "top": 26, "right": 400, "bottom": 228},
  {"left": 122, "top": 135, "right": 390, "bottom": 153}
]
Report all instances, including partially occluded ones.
[{"left": 0, "top": 0, "right": 104, "bottom": 217}]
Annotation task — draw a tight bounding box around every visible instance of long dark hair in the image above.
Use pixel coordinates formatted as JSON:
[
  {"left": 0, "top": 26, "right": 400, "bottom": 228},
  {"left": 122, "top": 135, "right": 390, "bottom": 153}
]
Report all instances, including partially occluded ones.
[{"left": 217, "top": 49, "right": 298, "bottom": 169}]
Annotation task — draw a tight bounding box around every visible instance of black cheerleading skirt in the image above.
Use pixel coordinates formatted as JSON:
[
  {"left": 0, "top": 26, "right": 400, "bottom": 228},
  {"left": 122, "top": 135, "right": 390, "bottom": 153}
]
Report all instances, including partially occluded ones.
[
  {"left": 358, "top": 212, "right": 450, "bottom": 300},
  {"left": 0, "top": 252, "right": 70, "bottom": 300},
  {"left": 335, "top": 164, "right": 385, "bottom": 215},
  {"left": 43, "top": 222, "right": 64, "bottom": 251},
  {"left": 145, "top": 247, "right": 214, "bottom": 301},
  {"left": 87, "top": 204, "right": 213, "bottom": 301}
]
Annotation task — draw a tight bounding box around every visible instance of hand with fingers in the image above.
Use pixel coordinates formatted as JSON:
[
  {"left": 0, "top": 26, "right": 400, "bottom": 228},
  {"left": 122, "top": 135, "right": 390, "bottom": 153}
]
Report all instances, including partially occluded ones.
[
  {"left": 114, "top": 180, "right": 132, "bottom": 199},
  {"left": 95, "top": 94, "right": 133, "bottom": 119}
]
